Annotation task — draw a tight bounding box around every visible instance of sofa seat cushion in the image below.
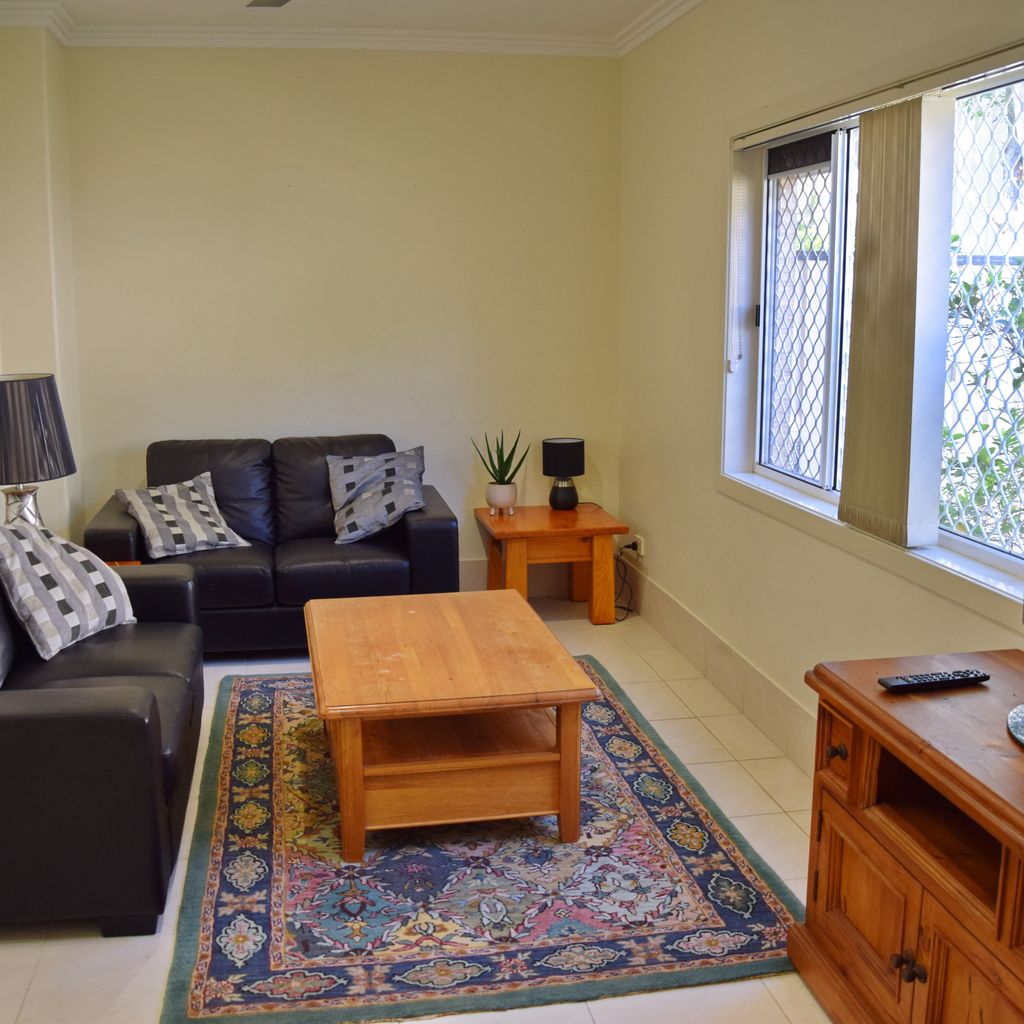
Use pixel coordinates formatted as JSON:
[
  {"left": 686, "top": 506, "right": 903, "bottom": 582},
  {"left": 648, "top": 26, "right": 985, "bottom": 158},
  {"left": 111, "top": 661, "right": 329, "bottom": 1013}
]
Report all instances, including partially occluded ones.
[
  {"left": 275, "top": 536, "right": 410, "bottom": 606},
  {"left": 5, "top": 622, "right": 203, "bottom": 694},
  {"left": 155, "top": 543, "right": 274, "bottom": 611},
  {"left": 3, "top": 673, "right": 191, "bottom": 798}
]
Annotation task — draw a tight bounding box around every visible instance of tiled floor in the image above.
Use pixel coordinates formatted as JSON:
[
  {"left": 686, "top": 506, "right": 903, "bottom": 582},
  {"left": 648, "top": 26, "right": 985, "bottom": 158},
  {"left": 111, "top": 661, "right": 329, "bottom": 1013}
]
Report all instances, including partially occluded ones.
[{"left": 0, "top": 599, "right": 828, "bottom": 1024}]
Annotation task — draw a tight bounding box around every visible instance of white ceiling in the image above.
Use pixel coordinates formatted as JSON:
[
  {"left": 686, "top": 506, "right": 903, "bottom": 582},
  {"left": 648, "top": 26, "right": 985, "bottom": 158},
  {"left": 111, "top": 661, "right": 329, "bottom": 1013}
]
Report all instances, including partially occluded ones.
[{"left": 0, "top": 0, "right": 704, "bottom": 55}]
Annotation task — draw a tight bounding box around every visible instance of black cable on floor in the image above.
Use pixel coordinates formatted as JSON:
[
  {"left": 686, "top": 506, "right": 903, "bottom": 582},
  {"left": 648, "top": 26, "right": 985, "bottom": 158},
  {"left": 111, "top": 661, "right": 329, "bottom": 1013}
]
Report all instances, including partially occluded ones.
[{"left": 614, "top": 549, "right": 635, "bottom": 622}]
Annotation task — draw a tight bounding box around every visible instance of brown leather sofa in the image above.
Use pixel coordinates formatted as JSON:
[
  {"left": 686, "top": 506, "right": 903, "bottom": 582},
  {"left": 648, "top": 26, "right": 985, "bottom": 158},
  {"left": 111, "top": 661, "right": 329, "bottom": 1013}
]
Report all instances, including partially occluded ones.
[
  {"left": 0, "top": 564, "right": 202, "bottom": 936},
  {"left": 84, "top": 435, "right": 460, "bottom": 654}
]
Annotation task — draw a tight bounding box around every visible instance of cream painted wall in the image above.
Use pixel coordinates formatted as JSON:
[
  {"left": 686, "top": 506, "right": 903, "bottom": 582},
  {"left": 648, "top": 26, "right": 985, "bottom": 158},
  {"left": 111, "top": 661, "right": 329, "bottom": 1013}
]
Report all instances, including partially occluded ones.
[
  {"left": 63, "top": 48, "right": 620, "bottom": 547},
  {"left": 620, "top": 0, "right": 1024, "bottom": 709},
  {"left": 0, "top": 29, "right": 78, "bottom": 535}
]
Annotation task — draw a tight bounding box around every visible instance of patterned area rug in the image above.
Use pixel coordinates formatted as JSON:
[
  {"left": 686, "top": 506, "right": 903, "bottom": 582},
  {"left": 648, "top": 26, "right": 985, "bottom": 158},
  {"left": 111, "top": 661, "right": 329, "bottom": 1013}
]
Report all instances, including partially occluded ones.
[{"left": 161, "top": 658, "right": 801, "bottom": 1023}]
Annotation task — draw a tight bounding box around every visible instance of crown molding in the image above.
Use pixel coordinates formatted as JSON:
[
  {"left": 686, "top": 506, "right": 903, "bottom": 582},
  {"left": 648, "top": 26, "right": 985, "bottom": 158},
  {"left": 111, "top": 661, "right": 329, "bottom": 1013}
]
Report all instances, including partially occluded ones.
[
  {"left": 0, "top": 0, "right": 700, "bottom": 57},
  {"left": 613, "top": 0, "right": 706, "bottom": 55},
  {"left": 64, "top": 24, "right": 618, "bottom": 56},
  {"left": 0, "top": 0, "right": 73, "bottom": 41}
]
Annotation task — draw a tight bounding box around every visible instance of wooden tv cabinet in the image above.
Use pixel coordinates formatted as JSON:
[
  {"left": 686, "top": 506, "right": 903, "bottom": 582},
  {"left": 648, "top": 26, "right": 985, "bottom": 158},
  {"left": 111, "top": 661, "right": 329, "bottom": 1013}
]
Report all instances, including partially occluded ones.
[{"left": 789, "top": 649, "right": 1024, "bottom": 1022}]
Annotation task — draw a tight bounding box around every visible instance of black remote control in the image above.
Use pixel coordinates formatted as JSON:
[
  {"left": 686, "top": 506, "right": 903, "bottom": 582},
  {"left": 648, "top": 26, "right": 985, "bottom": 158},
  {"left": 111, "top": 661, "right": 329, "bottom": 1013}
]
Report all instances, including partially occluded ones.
[{"left": 878, "top": 668, "right": 990, "bottom": 693}]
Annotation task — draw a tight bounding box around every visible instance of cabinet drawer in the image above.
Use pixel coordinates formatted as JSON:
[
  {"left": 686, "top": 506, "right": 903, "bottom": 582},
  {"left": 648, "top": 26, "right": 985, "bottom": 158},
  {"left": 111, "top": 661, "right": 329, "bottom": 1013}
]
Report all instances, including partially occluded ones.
[{"left": 817, "top": 706, "right": 853, "bottom": 786}]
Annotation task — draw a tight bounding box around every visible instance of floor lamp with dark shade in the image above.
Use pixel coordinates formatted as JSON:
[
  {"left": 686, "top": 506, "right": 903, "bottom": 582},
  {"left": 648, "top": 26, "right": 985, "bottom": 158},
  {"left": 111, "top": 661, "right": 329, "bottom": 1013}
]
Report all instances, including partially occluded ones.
[
  {"left": 0, "top": 373, "right": 76, "bottom": 526},
  {"left": 543, "top": 437, "right": 584, "bottom": 511}
]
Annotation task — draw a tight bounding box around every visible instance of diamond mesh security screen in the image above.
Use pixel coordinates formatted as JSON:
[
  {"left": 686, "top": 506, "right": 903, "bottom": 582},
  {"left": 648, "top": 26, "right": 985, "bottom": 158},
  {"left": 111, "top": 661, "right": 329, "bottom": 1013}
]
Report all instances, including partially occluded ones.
[
  {"left": 942, "top": 82, "right": 1024, "bottom": 558},
  {"left": 762, "top": 165, "right": 833, "bottom": 482}
]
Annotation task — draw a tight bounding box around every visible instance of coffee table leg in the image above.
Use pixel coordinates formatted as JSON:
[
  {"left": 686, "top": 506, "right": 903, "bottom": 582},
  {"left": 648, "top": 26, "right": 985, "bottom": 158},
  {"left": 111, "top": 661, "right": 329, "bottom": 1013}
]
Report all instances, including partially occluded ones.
[
  {"left": 557, "top": 702, "right": 582, "bottom": 842},
  {"left": 329, "top": 718, "right": 366, "bottom": 862},
  {"left": 588, "top": 535, "right": 615, "bottom": 624}
]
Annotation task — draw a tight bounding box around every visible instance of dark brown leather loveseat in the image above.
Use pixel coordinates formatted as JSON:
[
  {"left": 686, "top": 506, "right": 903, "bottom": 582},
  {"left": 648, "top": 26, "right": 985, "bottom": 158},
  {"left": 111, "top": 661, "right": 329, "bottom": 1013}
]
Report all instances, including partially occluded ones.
[
  {"left": 0, "top": 564, "right": 203, "bottom": 936},
  {"left": 84, "top": 435, "right": 460, "bottom": 654}
]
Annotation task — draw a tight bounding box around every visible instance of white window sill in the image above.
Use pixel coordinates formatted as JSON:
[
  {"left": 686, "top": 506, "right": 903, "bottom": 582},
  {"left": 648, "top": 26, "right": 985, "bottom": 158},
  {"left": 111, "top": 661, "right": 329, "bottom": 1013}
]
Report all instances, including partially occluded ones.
[{"left": 719, "top": 470, "right": 1024, "bottom": 632}]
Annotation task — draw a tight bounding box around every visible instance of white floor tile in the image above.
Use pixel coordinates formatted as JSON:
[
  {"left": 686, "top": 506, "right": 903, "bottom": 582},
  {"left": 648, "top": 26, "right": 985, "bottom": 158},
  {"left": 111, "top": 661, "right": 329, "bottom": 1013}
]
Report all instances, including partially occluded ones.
[
  {"left": 15, "top": 930, "right": 169, "bottom": 1024},
  {"left": 763, "top": 973, "right": 832, "bottom": 1023},
  {"left": 740, "top": 758, "right": 813, "bottom": 812},
  {"left": 0, "top": 603, "right": 831, "bottom": 1024},
  {"left": 617, "top": 680, "right": 694, "bottom": 721},
  {"left": 589, "top": 649, "right": 661, "bottom": 684},
  {"left": 641, "top": 646, "right": 702, "bottom": 680},
  {"left": 729, "top": 813, "right": 811, "bottom": 881},
  {"left": 686, "top": 761, "right": 781, "bottom": 817},
  {"left": 703, "top": 715, "right": 783, "bottom": 760},
  {"left": 588, "top": 978, "right": 789, "bottom": 1024},
  {"left": 0, "top": 927, "right": 45, "bottom": 1024},
  {"left": 788, "top": 809, "right": 813, "bottom": 835},
  {"left": 663, "top": 676, "right": 739, "bottom": 717},
  {"left": 613, "top": 618, "right": 669, "bottom": 651},
  {"left": 426, "top": 1001, "right": 596, "bottom": 1024},
  {"left": 649, "top": 717, "right": 734, "bottom": 765},
  {"left": 783, "top": 877, "right": 808, "bottom": 903}
]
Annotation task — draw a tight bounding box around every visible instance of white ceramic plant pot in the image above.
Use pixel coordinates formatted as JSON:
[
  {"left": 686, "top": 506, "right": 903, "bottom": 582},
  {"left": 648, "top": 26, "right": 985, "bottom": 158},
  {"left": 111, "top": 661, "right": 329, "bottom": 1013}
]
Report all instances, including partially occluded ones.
[{"left": 485, "top": 482, "right": 517, "bottom": 516}]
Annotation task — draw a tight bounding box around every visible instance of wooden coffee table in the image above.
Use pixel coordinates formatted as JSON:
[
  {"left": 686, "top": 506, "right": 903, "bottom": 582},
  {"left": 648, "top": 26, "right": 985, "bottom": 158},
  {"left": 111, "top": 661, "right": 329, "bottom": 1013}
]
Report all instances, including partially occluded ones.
[
  {"left": 304, "top": 590, "right": 600, "bottom": 862},
  {"left": 474, "top": 505, "right": 629, "bottom": 625}
]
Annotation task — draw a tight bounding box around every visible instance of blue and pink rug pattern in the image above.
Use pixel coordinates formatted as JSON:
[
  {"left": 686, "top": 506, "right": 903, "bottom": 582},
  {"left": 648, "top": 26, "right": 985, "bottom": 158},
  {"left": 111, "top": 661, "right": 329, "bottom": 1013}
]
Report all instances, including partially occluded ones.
[{"left": 161, "top": 657, "right": 800, "bottom": 1023}]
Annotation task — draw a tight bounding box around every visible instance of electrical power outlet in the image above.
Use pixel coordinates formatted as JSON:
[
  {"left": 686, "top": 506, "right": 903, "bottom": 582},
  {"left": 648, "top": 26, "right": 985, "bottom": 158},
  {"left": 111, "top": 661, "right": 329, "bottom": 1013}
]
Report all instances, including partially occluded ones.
[{"left": 634, "top": 534, "right": 646, "bottom": 557}]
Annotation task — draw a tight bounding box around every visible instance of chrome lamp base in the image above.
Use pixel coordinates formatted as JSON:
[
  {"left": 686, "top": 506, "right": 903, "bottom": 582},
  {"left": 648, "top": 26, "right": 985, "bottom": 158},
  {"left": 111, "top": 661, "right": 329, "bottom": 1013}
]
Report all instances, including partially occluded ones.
[{"left": 3, "top": 485, "right": 42, "bottom": 526}]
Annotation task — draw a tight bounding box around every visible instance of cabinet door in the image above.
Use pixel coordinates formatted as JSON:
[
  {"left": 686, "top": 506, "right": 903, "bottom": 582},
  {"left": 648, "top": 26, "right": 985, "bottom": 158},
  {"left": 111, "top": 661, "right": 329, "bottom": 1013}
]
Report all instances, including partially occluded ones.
[
  {"left": 912, "top": 893, "right": 1024, "bottom": 1023},
  {"left": 811, "top": 791, "right": 922, "bottom": 1023}
]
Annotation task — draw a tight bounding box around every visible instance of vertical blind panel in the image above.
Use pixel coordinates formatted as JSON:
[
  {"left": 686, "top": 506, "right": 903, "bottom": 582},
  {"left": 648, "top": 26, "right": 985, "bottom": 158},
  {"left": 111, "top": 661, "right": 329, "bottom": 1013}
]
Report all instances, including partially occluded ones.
[{"left": 838, "top": 101, "right": 922, "bottom": 547}]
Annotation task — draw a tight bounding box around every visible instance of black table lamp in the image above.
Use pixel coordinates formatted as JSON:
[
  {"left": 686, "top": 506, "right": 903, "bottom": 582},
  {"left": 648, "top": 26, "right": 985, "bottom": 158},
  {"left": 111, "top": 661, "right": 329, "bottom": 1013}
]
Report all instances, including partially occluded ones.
[
  {"left": 0, "top": 373, "right": 76, "bottom": 526},
  {"left": 542, "top": 437, "right": 584, "bottom": 511}
]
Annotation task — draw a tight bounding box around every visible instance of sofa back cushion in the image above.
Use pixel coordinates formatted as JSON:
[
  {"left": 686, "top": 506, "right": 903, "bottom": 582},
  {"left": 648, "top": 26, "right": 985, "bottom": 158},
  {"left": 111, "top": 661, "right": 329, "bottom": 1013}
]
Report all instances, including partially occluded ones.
[
  {"left": 272, "top": 435, "right": 395, "bottom": 543},
  {"left": 147, "top": 439, "right": 275, "bottom": 546}
]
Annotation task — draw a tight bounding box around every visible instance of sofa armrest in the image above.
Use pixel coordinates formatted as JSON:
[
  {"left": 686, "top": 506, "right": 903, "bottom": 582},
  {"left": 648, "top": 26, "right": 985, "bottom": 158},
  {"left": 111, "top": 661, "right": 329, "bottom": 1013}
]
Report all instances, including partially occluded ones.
[
  {"left": 402, "top": 485, "right": 459, "bottom": 593},
  {"left": 84, "top": 496, "right": 143, "bottom": 562},
  {"left": 113, "top": 564, "right": 200, "bottom": 624},
  {"left": 0, "top": 686, "right": 170, "bottom": 917}
]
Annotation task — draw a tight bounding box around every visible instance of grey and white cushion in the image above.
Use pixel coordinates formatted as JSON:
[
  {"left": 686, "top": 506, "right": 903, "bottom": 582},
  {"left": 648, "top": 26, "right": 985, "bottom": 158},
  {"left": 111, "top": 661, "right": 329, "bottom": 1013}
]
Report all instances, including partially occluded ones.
[
  {"left": 116, "top": 472, "right": 250, "bottom": 559},
  {"left": 327, "top": 446, "right": 425, "bottom": 544},
  {"left": 0, "top": 522, "right": 136, "bottom": 662}
]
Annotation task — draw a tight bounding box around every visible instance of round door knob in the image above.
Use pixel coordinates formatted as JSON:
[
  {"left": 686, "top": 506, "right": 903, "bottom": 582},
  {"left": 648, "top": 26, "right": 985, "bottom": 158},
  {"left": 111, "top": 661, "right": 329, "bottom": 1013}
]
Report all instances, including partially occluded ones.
[{"left": 826, "top": 743, "right": 848, "bottom": 761}]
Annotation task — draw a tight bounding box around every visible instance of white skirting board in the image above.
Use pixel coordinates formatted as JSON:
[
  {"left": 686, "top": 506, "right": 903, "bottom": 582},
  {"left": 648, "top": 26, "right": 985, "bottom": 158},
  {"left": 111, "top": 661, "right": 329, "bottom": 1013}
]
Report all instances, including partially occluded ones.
[{"left": 620, "top": 560, "right": 817, "bottom": 774}]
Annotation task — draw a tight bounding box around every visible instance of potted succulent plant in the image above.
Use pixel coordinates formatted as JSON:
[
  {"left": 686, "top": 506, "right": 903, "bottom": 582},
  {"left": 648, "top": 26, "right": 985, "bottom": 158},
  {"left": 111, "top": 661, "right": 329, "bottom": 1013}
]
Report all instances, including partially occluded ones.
[{"left": 472, "top": 430, "right": 529, "bottom": 515}]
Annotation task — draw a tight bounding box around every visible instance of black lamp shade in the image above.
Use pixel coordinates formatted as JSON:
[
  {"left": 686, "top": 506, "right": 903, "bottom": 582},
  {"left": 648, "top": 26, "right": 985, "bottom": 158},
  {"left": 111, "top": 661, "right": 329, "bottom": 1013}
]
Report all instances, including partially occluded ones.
[
  {"left": 0, "top": 373, "right": 76, "bottom": 484},
  {"left": 542, "top": 437, "right": 584, "bottom": 478}
]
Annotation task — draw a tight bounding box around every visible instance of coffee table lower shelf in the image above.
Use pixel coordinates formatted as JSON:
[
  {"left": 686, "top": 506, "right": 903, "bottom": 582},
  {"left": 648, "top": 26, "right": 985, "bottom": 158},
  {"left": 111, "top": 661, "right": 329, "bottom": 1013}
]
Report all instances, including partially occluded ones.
[{"left": 324, "top": 704, "right": 582, "bottom": 861}]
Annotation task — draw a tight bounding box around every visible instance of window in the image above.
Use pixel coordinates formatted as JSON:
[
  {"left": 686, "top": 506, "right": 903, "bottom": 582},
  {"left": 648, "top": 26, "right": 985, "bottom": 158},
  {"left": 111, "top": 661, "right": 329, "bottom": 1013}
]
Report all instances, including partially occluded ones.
[
  {"left": 941, "top": 80, "right": 1024, "bottom": 560},
  {"left": 727, "top": 64, "right": 1024, "bottom": 578},
  {"left": 758, "top": 128, "right": 859, "bottom": 493}
]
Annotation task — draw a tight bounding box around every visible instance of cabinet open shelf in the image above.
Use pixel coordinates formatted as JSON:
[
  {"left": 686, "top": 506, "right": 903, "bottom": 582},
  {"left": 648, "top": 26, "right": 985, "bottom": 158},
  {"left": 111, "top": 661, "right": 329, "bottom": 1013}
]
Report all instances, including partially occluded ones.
[{"left": 871, "top": 748, "right": 1001, "bottom": 911}]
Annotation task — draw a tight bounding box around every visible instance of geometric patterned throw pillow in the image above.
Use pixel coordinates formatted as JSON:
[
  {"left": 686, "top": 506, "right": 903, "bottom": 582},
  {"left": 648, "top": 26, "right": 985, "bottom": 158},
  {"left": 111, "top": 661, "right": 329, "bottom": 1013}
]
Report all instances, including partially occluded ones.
[
  {"left": 327, "top": 446, "right": 425, "bottom": 544},
  {"left": 0, "top": 522, "right": 136, "bottom": 661},
  {"left": 116, "top": 471, "right": 250, "bottom": 559}
]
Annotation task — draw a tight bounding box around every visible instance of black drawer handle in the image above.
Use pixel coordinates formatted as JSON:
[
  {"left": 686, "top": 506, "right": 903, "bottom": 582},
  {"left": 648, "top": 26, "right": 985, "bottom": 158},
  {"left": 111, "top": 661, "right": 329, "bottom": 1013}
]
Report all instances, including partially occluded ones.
[
  {"left": 890, "top": 951, "right": 927, "bottom": 983},
  {"left": 826, "top": 742, "right": 848, "bottom": 762}
]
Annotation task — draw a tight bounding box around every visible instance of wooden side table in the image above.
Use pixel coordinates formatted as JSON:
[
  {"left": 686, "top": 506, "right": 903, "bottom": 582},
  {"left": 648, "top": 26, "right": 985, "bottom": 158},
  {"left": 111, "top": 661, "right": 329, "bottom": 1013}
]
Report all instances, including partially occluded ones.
[{"left": 474, "top": 505, "right": 629, "bottom": 625}]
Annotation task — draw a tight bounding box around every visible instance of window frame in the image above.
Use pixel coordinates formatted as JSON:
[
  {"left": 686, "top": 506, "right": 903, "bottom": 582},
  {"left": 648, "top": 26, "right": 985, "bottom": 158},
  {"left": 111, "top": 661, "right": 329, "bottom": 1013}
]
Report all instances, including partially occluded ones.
[{"left": 755, "top": 129, "right": 857, "bottom": 494}]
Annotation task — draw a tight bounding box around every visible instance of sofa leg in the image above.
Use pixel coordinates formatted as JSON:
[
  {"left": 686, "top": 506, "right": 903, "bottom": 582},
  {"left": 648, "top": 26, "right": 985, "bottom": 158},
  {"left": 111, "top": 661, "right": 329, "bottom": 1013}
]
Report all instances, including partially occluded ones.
[{"left": 99, "top": 913, "right": 159, "bottom": 937}]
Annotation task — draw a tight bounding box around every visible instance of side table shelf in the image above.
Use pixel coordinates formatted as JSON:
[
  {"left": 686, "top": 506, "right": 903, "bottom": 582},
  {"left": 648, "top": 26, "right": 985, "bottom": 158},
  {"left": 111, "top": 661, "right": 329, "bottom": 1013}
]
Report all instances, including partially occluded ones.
[{"left": 789, "top": 649, "right": 1024, "bottom": 1022}]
